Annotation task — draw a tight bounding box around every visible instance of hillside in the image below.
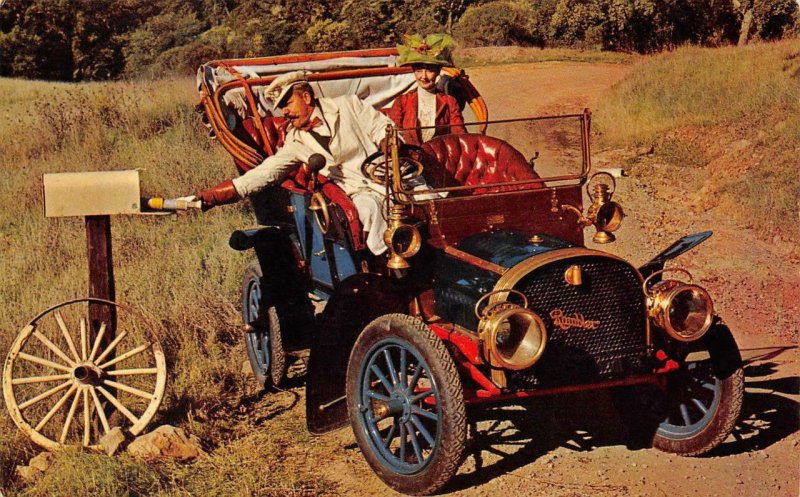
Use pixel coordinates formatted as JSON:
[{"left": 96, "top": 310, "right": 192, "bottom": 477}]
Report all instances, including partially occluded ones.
[{"left": 1, "top": 41, "right": 798, "bottom": 496}]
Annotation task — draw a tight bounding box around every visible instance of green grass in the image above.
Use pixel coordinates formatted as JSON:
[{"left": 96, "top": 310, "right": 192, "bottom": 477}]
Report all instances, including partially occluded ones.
[{"left": 596, "top": 39, "right": 800, "bottom": 240}]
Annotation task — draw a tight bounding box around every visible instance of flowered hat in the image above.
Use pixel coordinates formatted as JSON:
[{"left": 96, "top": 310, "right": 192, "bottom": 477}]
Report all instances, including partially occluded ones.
[{"left": 397, "top": 33, "right": 455, "bottom": 67}]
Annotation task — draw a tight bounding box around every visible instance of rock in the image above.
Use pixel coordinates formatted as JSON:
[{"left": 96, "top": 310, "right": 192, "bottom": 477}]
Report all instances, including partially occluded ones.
[
  {"left": 127, "top": 425, "right": 205, "bottom": 461},
  {"left": 15, "top": 452, "right": 55, "bottom": 482},
  {"left": 28, "top": 452, "right": 55, "bottom": 472},
  {"left": 99, "top": 427, "right": 127, "bottom": 456},
  {"left": 241, "top": 359, "right": 253, "bottom": 376}
]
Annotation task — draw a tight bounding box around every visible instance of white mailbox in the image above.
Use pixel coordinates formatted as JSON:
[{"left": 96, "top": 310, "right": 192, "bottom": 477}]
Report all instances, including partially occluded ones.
[{"left": 43, "top": 170, "right": 141, "bottom": 218}]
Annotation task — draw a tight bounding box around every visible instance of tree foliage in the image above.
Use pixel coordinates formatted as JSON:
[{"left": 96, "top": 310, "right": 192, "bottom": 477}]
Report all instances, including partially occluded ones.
[{"left": 0, "top": 0, "right": 796, "bottom": 81}]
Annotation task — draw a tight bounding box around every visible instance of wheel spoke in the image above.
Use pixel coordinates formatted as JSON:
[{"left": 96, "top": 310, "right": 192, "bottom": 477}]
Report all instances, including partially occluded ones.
[
  {"left": 96, "top": 386, "right": 139, "bottom": 425},
  {"left": 383, "top": 420, "right": 398, "bottom": 448},
  {"left": 399, "top": 348, "right": 407, "bottom": 388},
  {"left": 411, "top": 405, "right": 438, "bottom": 421},
  {"left": 83, "top": 388, "right": 91, "bottom": 446},
  {"left": 19, "top": 381, "right": 72, "bottom": 410},
  {"left": 32, "top": 330, "right": 76, "bottom": 367},
  {"left": 691, "top": 398, "right": 709, "bottom": 415},
  {"left": 80, "top": 318, "right": 88, "bottom": 361},
  {"left": 406, "top": 421, "right": 423, "bottom": 463},
  {"left": 383, "top": 350, "right": 398, "bottom": 387},
  {"left": 59, "top": 387, "right": 82, "bottom": 443},
  {"left": 102, "top": 379, "right": 153, "bottom": 400},
  {"left": 98, "top": 343, "right": 149, "bottom": 370},
  {"left": 398, "top": 423, "right": 407, "bottom": 462},
  {"left": 89, "top": 387, "right": 111, "bottom": 434},
  {"left": 35, "top": 383, "right": 79, "bottom": 431},
  {"left": 18, "top": 352, "right": 72, "bottom": 373},
  {"left": 106, "top": 368, "right": 159, "bottom": 377},
  {"left": 88, "top": 323, "right": 107, "bottom": 362},
  {"left": 679, "top": 403, "right": 692, "bottom": 426},
  {"left": 411, "top": 389, "right": 434, "bottom": 404},
  {"left": 366, "top": 390, "right": 390, "bottom": 402},
  {"left": 701, "top": 381, "right": 717, "bottom": 392},
  {"left": 93, "top": 331, "right": 128, "bottom": 367},
  {"left": 12, "top": 373, "right": 71, "bottom": 385},
  {"left": 411, "top": 414, "right": 435, "bottom": 446},
  {"left": 370, "top": 364, "right": 394, "bottom": 393},
  {"left": 407, "top": 365, "right": 423, "bottom": 394},
  {"left": 54, "top": 312, "right": 81, "bottom": 363}
]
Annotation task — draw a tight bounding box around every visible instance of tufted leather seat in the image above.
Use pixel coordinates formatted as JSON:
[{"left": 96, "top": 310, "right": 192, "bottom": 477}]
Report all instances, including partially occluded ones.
[{"left": 420, "top": 134, "right": 542, "bottom": 192}]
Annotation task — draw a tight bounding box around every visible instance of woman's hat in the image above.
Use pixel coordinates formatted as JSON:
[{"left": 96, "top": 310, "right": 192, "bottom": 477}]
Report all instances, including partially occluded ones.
[{"left": 397, "top": 33, "right": 455, "bottom": 67}]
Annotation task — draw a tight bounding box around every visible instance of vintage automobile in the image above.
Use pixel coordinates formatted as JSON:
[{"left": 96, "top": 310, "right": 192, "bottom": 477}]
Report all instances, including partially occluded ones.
[{"left": 196, "top": 49, "right": 744, "bottom": 495}]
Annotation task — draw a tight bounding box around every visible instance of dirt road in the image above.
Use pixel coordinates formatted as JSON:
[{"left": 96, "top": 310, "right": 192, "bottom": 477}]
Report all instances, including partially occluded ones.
[{"left": 269, "top": 61, "right": 799, "bottom": 497}]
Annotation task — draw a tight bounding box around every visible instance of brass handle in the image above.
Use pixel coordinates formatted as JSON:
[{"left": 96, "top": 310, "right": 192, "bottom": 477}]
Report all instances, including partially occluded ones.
[{"left": 474, "top": 289, "right": 529, "bottom": 320}]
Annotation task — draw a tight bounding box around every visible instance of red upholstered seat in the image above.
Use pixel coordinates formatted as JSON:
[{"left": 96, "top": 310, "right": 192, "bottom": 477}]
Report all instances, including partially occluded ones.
[
  {"left": 241, "top": 115, "right": 286, "bottom": 152},
  {"left": 420, "top": 134, "right": 542, "bottom": 192}
]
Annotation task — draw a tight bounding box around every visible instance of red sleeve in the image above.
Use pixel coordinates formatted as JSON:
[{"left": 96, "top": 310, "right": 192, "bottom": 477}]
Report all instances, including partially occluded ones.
[
  {"left": 387, "top": 93, "right": 405, "bottom": 128},
  {"left": 446, "top": 95, "right": 466, "bottom": 135}
]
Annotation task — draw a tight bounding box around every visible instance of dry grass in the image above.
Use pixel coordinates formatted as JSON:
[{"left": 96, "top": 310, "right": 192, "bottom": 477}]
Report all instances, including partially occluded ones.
[
  {"left": 596, "top": 39, "right": 800, "bottom": 240},
  {"left": 0, "top": 76, "right": 333, "bottom": 494},
  {"left": 455, "top": 46, "right": 636, "bottom": 67}
]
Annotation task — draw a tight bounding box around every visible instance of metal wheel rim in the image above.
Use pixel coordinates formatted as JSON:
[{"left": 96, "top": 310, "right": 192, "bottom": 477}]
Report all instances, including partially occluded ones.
[
  {"left": 2, "top": 298, "right": 167, "bottom": 450},
  {"left": 656, "top": 360, "right": 722, "bottom": 439},
  {"left": 356, "top": 337, "right": 441, "bottom": 475},
  {"left": 243, "top": 276, "right": 270, "bottom": 375}
]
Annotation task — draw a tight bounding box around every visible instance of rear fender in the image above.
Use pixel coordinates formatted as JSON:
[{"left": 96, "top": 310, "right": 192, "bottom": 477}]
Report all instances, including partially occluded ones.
[
  {"left": 229, "top": 227, "right": 306, "bottom": 300},
  {"left": 306, "top": 273, "right": 412, "bottom": 434}
]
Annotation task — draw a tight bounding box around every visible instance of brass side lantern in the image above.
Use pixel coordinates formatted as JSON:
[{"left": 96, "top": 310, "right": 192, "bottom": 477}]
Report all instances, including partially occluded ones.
[{"left": 560, "top": 171, "right": 625, "bottom": 243}]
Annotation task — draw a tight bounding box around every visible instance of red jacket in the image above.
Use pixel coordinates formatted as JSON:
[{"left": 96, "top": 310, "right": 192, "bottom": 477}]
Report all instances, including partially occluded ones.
[{"left": 388, "top": 89, "right": 466, "bottom": 147}]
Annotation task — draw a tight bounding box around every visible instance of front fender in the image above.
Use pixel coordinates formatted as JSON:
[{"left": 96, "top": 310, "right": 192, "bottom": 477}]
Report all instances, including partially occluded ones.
[
  {"left": 639, "top": 231, "right": 712, "bottom": 278},
  {"left": 306, "top": 273, "right": 412, "bottom": 434}
]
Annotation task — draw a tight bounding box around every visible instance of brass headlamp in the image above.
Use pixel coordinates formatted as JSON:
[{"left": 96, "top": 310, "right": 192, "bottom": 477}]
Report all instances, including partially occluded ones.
[
  {"left": 475, "top": 290, "right": 547, "bottom": 371},
  {"left": 560, "top": 172, "right": 624, "bottom": 243},
  {"left": 643, "top": 268, "right": 714, "bottom": 342}
]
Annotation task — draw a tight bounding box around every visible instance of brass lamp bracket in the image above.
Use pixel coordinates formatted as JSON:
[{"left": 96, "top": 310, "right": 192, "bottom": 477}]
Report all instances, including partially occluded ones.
[{"left": 559, "top": 172, "right": 624, "bottom": 243}]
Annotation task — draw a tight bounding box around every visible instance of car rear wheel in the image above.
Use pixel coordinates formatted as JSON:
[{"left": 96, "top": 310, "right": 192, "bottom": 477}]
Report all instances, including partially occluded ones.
[
  {"left": 346, "top": 314, "right": 466, "bottom": 495},
  {"left": 241, "top": 260, "right": 286, "bottom": 388}
]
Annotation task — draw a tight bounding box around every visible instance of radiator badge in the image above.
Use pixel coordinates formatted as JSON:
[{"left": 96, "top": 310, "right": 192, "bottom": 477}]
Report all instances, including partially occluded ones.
[{"left": 550, "top": 309, "right": 600, "bottom": 330}]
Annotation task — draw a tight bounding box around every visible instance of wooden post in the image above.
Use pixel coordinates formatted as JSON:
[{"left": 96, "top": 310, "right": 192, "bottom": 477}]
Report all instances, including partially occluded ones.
[{"left": 86, "top": 215, "right": 116, "bottom": 351}]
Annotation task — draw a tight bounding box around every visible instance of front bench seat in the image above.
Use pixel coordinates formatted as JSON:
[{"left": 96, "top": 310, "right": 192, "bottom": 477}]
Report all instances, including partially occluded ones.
[{"left": 420, "top": 134, "right": 542, "bottom": 192}]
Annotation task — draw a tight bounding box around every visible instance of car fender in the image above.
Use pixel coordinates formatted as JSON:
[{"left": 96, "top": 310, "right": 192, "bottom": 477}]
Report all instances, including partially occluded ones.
[
  {"left": 306, "top": 273, "right": 412, "bottom": 435},
  {"left": 639, "top": 231, "right": 712, "bottom": 279}
]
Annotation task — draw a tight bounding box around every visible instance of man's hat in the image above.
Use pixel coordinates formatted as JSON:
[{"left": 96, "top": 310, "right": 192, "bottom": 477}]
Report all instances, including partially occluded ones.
[
  {"left": 264, "top": 70, "right": 310, "bottom": 109},
  {"left": 396, "top": 33, "right": 455, "bottom": 67}
]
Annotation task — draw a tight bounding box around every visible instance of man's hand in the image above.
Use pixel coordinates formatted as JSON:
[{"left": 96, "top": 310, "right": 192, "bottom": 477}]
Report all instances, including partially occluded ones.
[{"left": 194, "top": 179, "right": 241, "bottom": 211}]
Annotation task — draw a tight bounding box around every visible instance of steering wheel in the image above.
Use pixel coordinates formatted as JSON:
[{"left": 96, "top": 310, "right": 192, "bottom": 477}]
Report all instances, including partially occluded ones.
[{"left": 360, "top": 145, "right": 425, "bottom": 187}]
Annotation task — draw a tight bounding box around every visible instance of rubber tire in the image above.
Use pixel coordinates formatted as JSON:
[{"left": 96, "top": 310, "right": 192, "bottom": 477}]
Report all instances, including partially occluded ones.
[
  {"left": 241, "top": 260, "right": 286, "bottom": 388},
  {"left": 346, "top": 314, "right": 467, "bottom": 496}
]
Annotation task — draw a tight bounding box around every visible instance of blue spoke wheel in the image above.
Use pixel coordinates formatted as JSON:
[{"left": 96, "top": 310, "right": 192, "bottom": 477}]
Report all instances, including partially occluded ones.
[
  {"left": 241, "top": 260, "right": 286, "bottom": 388},
  {"left": 347, "top": 314, "right": 466, "bottom": 495}
]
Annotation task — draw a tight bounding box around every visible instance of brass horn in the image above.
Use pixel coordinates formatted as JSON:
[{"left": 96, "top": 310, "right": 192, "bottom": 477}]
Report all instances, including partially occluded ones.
[{"left": 475, "top": 290, "right": 547, "bottom": 370}]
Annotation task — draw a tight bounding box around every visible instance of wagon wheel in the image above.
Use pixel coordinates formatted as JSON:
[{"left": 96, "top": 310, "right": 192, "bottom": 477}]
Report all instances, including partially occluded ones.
[{"left": 2, "top": 298, "right": 167, "bottom": 451}]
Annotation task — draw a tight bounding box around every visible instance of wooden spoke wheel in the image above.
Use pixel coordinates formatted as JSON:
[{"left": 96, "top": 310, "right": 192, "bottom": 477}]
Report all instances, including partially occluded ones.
[{"left": 3, "top": 298, "right": 167, "bottom": 450}]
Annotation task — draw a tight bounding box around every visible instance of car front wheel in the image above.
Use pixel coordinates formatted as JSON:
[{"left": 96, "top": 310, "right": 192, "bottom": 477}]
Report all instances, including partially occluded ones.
[{"left": 346, "top": 314, "right": 466, "bottom": 495}]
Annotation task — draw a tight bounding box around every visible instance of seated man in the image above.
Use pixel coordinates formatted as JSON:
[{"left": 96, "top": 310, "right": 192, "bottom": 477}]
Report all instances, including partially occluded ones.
[
  {"left": 195, "top": 72, "right": 398, "bottom": 255},
  {"left": 388, "top": 33, "right": 466, "bottom": 147}
]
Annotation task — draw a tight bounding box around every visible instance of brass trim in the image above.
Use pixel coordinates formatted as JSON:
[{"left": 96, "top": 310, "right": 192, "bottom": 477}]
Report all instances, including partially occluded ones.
[
  {"left": 443, "top": 245, "right": 508, "bottom": 275},
  {"left": 564, "top": 265, "right": 582, "bottom": 286}
]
